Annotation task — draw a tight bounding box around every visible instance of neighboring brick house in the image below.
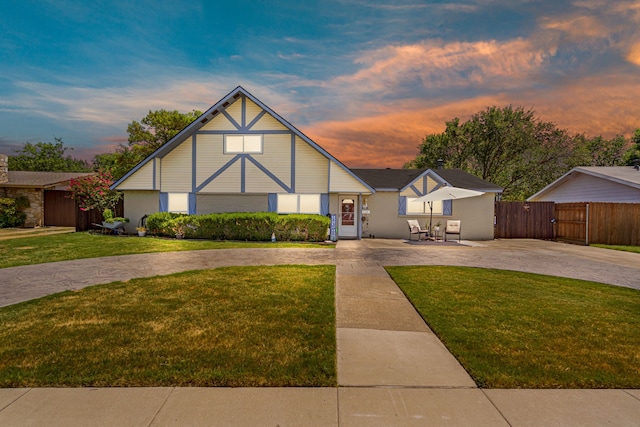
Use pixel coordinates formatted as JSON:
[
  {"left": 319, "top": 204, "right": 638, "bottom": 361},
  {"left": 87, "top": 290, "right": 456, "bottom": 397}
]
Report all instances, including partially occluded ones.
[{"left": 0, "top": 154, "right": 94, "bottom": 227}]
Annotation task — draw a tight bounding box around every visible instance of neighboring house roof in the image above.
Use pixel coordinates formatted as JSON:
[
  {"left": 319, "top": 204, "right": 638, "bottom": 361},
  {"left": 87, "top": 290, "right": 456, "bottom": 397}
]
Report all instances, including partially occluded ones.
[
  {"left": 351, "top": 168, "right": 503, "bottom": 192},
  {"left": 111, "top": 86, "right": 375, "bottom": 193},
  {"left": 0, "top": 171, "right": 94, "bottom": 188},
  {"left": 527, "top": 166, "right": 640, "bottom": 202}
]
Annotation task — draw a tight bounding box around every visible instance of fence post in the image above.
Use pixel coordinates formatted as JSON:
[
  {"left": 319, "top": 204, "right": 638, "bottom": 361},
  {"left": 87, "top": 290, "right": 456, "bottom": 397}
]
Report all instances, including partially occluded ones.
[{"left": 585, "top": 203, "right": 589, "bottom": 245}]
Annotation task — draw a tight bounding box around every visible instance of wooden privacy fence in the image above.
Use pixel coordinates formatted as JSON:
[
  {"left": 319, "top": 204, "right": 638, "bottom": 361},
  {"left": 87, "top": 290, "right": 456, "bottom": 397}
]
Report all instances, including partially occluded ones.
[
  {"left": 556, "top": 202, "right": 640, "bottom": 246},
  {"left": 494, "top": 201, "right": 555, "bottom": 239}
]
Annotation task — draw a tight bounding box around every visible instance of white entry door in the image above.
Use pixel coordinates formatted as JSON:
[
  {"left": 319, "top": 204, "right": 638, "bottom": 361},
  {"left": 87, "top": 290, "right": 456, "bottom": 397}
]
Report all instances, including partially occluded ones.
[{"left": 339, "top": 196, "right": 358, "bottom": 238}]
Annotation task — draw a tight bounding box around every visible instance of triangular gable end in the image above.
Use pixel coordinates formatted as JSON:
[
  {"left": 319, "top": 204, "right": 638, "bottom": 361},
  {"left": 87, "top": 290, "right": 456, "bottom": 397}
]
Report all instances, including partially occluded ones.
[
  {"left": 400, "top": 169, "right": 448, "bottom": 197},
  {"left": 112, "top": 86, "right": 375, "bottom": 194}
]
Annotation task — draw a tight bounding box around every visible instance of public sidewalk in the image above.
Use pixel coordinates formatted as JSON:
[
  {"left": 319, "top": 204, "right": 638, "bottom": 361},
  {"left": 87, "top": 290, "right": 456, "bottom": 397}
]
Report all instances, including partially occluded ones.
[{"left": 0, "top": 239, "right": 639, "bottom": 425}]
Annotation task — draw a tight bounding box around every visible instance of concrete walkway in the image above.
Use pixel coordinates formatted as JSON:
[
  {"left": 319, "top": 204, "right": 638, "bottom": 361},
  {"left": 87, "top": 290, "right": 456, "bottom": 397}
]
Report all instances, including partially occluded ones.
[{"left": 0, "top": 239, "right": 639, "bottom": 426}]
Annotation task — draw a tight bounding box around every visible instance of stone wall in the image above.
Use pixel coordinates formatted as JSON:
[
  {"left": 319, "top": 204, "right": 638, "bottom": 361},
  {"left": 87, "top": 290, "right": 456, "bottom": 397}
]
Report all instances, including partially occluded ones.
[{"left": 2, "top": 188, "right": 44, "bottom": 227}]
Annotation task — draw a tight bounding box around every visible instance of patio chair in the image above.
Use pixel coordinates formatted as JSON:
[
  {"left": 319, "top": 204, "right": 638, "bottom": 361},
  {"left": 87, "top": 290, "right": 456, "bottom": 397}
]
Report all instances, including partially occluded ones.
[
  {"left": 444, "top": 220, "right": 461, "bottom": 242},
  {"left": 407, "top": 220, "right": 428, "bottom": 241}
]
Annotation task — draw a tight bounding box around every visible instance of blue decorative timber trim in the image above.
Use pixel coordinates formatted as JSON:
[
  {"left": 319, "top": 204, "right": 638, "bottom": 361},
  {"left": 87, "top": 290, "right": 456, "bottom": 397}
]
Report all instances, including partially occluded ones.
[
  {"left": 410, "top": 184, "right": 422, "bottom": 196},
  {"left": 152, "top": 159, "right": 157, "bottom": 191},
  {"left": 222, "top": 110, "right": 241, "bottom": 130},
  {"left": 241, "top": 156, "right": 246, "bottom": 193},
  {"left": 192, "top": 135, "right": 197, "bottom": 192},
  {"left": 246, "top": 110, "right": 266, "bottom": 130},
  {"left": 196, "top": 155, "right": 241, "bottom": 192},
  {"left": 241, "top": 96, "right": 246, "bottom": 129},
  {"left": 196, "top": 130, "right": 290, "bottom": 135},
  {"left": 290, "top": 134, "right": 296, "bottom": 193},
  {"left": 245, "top": 156, "right": 291, "bottom": 192}
]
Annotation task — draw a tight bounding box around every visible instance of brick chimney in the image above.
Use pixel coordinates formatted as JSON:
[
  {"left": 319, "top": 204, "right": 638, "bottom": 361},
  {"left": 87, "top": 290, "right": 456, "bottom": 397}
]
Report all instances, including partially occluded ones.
[{"left": 0, "top": 154, "right": 8, "bottom": 183}]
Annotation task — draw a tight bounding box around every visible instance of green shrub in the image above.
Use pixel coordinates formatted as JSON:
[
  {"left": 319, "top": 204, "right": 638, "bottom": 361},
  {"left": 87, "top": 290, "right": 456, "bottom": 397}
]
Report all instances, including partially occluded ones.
[
  {"left": 145, "top": 212, "right": 184, "bottom": 235},
  {"left": 0, "top": 198, "right": 27, "bottom": 228},
  {"left": 145, "top": 212, "right": 330, "bottom": 241}
]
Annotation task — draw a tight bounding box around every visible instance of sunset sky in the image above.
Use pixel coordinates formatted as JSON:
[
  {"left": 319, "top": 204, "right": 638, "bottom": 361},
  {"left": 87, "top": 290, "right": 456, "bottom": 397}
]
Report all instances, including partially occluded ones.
[{"left": 1, "top": 0, "right": 639, "bottom": 168}]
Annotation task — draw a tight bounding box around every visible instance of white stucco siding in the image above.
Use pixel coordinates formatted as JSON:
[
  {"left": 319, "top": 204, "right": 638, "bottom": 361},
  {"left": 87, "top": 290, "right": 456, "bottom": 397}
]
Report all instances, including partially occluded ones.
[
  {"left": 197, "top": 194, "right": 268, "bottom": 214},
  {"left": 251, "top": 113, "right": 288, "bottom": 131},
  {"left": 198, "top": 161, "right": 241, "bottom": 193},
  {"left": 532, "top": 173, "right": 640, "bottom": 203},
  {"left": 116, "top": 160, "right": 155, "bottom": 190},
  {"left": 160, "top": 139, "right": 192, "bottom": 192},
  {"left": 295, "top": 137, "right": 329, "bottom": 193},
  {"left": 122, "top": 191, "right": 159, "bottom": 234},
  {"left": 329, "top": 162, "right": 370, "bottom": 193}
]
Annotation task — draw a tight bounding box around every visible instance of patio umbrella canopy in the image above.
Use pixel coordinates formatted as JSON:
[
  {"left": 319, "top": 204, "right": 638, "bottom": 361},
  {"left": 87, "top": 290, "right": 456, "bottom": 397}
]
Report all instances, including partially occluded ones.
[{"left": 411, "top": 186, "right": 485, "bottom": 234}]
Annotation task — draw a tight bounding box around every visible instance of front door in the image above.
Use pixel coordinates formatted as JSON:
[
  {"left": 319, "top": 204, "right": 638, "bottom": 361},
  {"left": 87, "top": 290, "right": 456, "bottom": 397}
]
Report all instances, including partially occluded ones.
[{"left": 339, "top": 196, "right": 358, "bottom": 238}]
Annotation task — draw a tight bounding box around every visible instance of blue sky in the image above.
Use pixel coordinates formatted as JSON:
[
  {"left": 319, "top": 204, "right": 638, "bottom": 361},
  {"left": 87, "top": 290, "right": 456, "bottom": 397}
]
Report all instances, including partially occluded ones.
[{"left": 1, "top": 0, "right": 639, "bottom": 167}]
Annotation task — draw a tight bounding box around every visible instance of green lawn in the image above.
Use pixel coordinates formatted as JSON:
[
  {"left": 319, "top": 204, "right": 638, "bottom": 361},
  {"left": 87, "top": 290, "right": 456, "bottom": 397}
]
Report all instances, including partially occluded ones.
[
  {"left": 592, "top": 244, "right": 640, "bottom": 254},
  {"left": 387, "top": 266, "right": 640, "bottom": 389},
  {"left": 0, "top": 265, "right": 336, "bottom": 387},
  {"left": 0, "top": 232, "right": 332, "bottom": 268}
]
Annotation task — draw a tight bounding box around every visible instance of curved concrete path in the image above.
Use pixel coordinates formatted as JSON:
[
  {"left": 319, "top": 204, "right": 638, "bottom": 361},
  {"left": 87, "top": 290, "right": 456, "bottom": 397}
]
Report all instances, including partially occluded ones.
[{"left": 0, "top": 239, "right": 639, "bottom": 426}]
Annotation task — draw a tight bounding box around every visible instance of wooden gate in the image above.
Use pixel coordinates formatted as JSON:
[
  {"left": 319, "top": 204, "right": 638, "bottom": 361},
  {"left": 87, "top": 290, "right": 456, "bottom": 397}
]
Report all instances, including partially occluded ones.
[
  {"left": 555, "top": 203, "right": 587, "bottom": 244},
  {"left": 494, "top": 201, "right": 555, "bottom": 239},
  {"left": 44, "top": 190, "right": 76, "bottom": 227}
]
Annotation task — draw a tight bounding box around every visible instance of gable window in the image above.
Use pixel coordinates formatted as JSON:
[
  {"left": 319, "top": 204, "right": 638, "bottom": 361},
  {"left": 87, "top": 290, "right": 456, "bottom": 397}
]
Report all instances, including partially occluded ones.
[
  {"left": 277, "top": 194, "right": 321, "bottom": 214},
  {"left": 224, "top": 134, "right": 262, "bottom": 153},
  {"left": 407, "top": 197, "right": 443, "bottom": 215},
  {"left": 168, "top": 193, "right": 189, "bottom": 213}
]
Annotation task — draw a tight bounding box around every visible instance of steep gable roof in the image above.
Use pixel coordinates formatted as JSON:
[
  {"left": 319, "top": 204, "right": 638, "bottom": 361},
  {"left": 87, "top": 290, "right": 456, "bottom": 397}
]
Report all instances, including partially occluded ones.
[
  {"left": 351, "top": 168, "right": 503, "bottom": 192},
  {"left": 111, "top": 86, "right": 374, "bottom": 193}
]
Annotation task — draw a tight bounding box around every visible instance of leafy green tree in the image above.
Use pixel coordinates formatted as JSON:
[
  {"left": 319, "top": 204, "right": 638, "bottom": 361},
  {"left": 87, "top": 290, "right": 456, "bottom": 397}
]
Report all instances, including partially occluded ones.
[
  {"left": 407, "top": 106, "right": 578, "bottom": 200},
  {"left": 623, "top": 129, "right": 640, "bottom": 166},
  {"left": 573, "top": 134, "right": 628, "bottom": 166},
  {"left": 94, "top": 109, "right": 202, "bottom": 180},
  {"left": 8, "top": 138, "right": 91, "bottom": 172}
]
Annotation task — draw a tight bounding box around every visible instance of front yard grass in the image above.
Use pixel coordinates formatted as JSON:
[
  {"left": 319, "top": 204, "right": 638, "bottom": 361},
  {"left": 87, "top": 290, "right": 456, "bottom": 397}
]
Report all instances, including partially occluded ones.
[
  {"left": 0, "top": 232, "right": 332, "bottom": 269},
  {"left": 592, "top": 244, "right": 640, "bottom": 254},
  {"left": 0, "top": 265, "right": 336, "bottom": 387},
  {"left": 387, "top": 266, "right": 640, "bottom": 389}
]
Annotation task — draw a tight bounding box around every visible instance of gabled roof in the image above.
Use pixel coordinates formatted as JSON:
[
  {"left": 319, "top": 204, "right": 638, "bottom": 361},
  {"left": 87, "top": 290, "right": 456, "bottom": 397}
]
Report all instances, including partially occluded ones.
[
  {"left": 351, "top": 168, "right": 503, "bottom": 192},
  {"left": 527, "top": 166, "right": 640, "bottom": 200},
  {"left": 111, "top": 86, "right": 375, "bottom": 193},
  {"left": 0, "top": 171, "right": 94, "bottom": 188}
]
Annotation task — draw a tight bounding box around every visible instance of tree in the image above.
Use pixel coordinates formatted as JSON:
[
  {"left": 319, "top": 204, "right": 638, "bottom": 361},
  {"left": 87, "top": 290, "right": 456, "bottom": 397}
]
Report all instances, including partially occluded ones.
[
  {"left": 573, "top": 134, "right": 628, "bottom": 166},
  {"left": 8, "top": 138, "right": 91, "bottom": 172},
  {"left": 407, "top": 106, "right": 578, "bottom": 200},
  {"left": 623, "top": 129, "right": 640, "bottom": 166},
  {"left": 94, "top": 109, "right": 202, "bottom": 180},
  {"left": 67, "top": 172, "right": 122, "bottom": 214}
]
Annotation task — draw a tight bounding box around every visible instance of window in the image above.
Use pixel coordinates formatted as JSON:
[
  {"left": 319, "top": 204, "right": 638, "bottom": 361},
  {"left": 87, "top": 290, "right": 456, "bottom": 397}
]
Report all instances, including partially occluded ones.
[
  {"left": 168, "top": 193, "right": 189, "bottom": 213},
  {"left": 407, "top": 197, "right": 442, "bottom": 215},
  {"left": 277, "top": 194, "right": 321, "bottom": 214},
  {"left": 224, "top": 134, "right": 262, "bottom": 153}
]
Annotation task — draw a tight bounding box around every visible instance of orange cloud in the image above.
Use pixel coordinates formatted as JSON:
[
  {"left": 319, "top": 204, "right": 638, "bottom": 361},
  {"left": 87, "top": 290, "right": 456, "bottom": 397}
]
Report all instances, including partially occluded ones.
[{"left": 303, "top": 74, "right": 640, "bottom": 169}]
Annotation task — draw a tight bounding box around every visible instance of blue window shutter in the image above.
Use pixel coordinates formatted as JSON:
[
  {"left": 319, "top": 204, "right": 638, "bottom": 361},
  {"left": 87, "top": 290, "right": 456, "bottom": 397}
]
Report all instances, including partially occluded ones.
[
  {"left": 443, "top": 199, "right": 452, "bottom": 216},
  {"left": 320, "top": 194, "right": 329, "bottom": 216},
  {"left": 398, "top": 196, "right": 407, "bottom": 215},
  {"left": 159, "top": 192, "right": 168, "bottom": 212},
  {"left": 188, "top": 193, "right": 197, "bottom": 215},
  {"left": 268, "top": 193, "right": 277, "bottom": 212}
]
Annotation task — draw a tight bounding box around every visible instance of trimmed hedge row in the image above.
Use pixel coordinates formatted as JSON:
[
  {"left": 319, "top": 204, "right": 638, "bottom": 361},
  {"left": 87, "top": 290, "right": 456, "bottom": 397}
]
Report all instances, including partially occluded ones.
[{"left": 146, "top": 212, "right": 331, "bottom": 242}]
